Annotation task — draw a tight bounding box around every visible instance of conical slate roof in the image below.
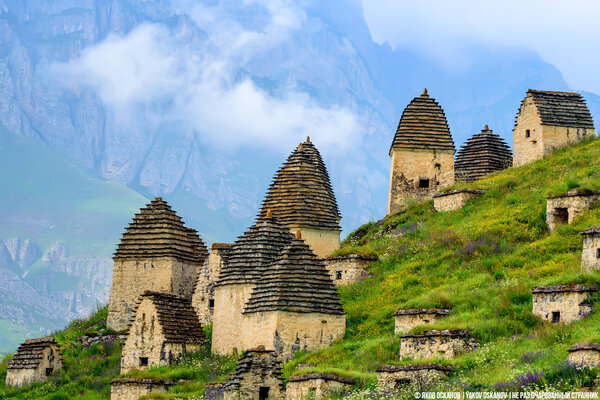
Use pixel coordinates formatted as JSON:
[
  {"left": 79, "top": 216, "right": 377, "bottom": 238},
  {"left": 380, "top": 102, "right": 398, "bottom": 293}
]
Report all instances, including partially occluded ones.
[
  {"left": 215, "top": 214, "right": 295, "bottom": 287},
  {"left": 454, "top": 125, "right": 513, "bottom": 182},
  {"left": 114, "top": 197, "right": 208, "bottom": 263},
  {"left": 243, "top": 238, "right": 344, "bottom": 315},
  {"left": 390, "top": 89, "right": 455, "bottom": 154},
  {"left": 8, "top": 337, "right": 62, "bottom": 370},
  {"left": 515, "top": 89, "right": 594, "bottom": 129},
  {"left": 257, "top": 138, "right": 341, "bottom": 231}
]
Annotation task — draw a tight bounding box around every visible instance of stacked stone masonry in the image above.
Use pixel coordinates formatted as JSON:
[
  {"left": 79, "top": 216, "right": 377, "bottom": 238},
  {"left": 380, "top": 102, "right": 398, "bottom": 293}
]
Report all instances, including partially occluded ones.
[
  {"left": 376, "top": 364, "right": 453, "bottom": 392},
  {"left": 286, "top": 373, "right": 356, "bottom": 400},
  {"left": 110, "top": 378, "right": 174, "bottom": 400},
  {"left": 532, "top": 285, "right": 598, "bottom": 324},
  {"left": 546, "top": 190, "right": 600, "bottom": 232},
  {"left": 433, "top": 190, "right": 484, "bottom": 212},
  {"left": 393, "top": 308, "right": 450, "bottom": 335},
  {"left": 398, "top": 330, "right": 478, "bottom": 360},
  {"left": 257, "top": 138, "right": 341, "bottom": 258},
  {"left": 388, "top": 89, "right": 456, "bottom": 214},
  {"left": 223, "top": 347, "right": 285, "bottom": 400},
  {"left": 579, "top": 227, "right": 600, "bottom": 272},
  {"left": 323, "top": 254, "right": 378, "bottom": 286},
  {"left": 454, "top": 125, "right": 512, "bottom": 182},
  {"left": 5, "top": 337, "right": 63, "bottom": 388},
  {"left": 121, "top": 291, "right": 206, "bottom": 374},
  {"left": 192, "top": 243, "right": 232, "bottom": 324},
  {"left": 205, "top": 383, "right": 226, "bottom": 400},
  {"left": 513, "top": 90, "right": 595, "bottom": 167},
  {"left": 567, "top": 342, "right": 600, "bottom": 366},
  {"left": 108, "top": 197, "right": 208, "bottom": 331}
]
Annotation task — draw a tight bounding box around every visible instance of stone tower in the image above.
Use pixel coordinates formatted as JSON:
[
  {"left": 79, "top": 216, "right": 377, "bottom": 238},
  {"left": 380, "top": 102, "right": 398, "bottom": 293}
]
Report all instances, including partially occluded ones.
[
  {"left": 107, "top": 197, "right": 208, "bottom": 331},
  {"left": 513, "top": 89, "right": 595, "bottom": 167},
  {"left": 258, "top": 137, "right": 341, "bottom": 258},
  {"left": 192, "top": 243, "right": 232, "bottom": 325},
  {"left": 454, "top": 125, "right": 512, "bottom": 182},
  {"left": 211, "top": 214, "right": 295, "bottom": 356},
  {"left": 241, "top": 237, "right": 346, "bottom": 361},
  {"left": 388, "top": 89, "right": 456, "bottom": 215}
]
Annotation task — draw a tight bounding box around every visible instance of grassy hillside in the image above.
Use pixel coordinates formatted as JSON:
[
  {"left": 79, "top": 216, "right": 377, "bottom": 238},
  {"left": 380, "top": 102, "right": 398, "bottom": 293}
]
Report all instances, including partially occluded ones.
[{"left": 3, "top": 138, "right": 600, "bottom": 398}]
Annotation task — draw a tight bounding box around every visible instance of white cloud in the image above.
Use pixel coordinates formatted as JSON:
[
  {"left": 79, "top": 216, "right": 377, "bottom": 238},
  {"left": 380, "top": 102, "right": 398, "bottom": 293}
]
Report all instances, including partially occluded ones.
[
  {"left": 362, "top": 0, "right": 600, "bottom": 93},
  {"left": 51, "top": 0, "right": 361, "bottom": 154}
]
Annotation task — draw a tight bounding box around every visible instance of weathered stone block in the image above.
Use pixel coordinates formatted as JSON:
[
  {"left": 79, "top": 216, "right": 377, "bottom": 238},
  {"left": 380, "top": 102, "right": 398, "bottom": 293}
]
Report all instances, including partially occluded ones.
[
  {"left": 212, "top": 283, "right": 255, "bottom": 356},
  {"left": 376, "top": 364, "right": 453, "bottom": 392},
  {"left": 285, "top": 373, "right": 355, "bottom": 400},
  {"left": 399, "top": 330, "right": 478, "bottom": 360},
  {"left": 323, "top": 254, "right": 377, "bottom": 286},
  {"left": 393, "top": 309, "right": 450, "bottom": 335},
  {"left": 532, "top": 285, "right": 598, "bottom": 324},
  {"left": 5, "top": 337, "right": 63, "bottom": 388},
  {"left": 546, "top": 191, "right": 600, "bottom": 232},
  {"left": 567, "top": 342, "right": 600, "bottom": 367},
  {"left": 110, "top": 378, "right": 174, "bottom": 400},
  {"left": 433, "top": 190, "right": 484, "bottom": 212},
  {"left": 205, "top": 382, "right": 226, "bottom": 400},
  {"left": 579, "top": 227, "right": 600, "bottom": 273},
  {"left": 223, "top": 347, "right": 285, "bottom": 400},
  {"left": 193, "top": 243, "right": 232, "bottom": 325}
]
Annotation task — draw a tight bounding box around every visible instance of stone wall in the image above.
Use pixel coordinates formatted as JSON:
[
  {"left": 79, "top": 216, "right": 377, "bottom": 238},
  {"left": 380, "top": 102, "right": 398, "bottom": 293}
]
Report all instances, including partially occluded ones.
[
  {"left": 6, "top": 344, "right": 63, "bottom": 387},
  {"left": 399, "top": 330, "right": 477, "bottom": 360},
  {"left": 376, "top": 364, "right": 451, "bottom": 392},
  {"left": 192, "top": 245, "right": 231, "bottom": 325},
  {"left": 567, "top": 343, "right": 600, "bottom": 366},
  {"left": 121, "top": 298, "right": 202, "bottom": 373},
  {"left": 223, "top": 349, "right": 285, "bottom": 400},
  {"left": 211, "top": 283, "right": 254, "bottom": 355},
  {"left": 110, "top": 378, "right": 174, "bottom": 400},
  {"left": 433, "top": 190, "right": 483, "bottom": 212},
  {"left": 532, "top": 290, "right": 595, "bottom": 324},
  {"left": 388, "top": 149, "right": 455, "bottom": 215},
  {"left": 107, "top": 257, "right": 199, "bottom": 331},
  {"left": 294, "top": 227, "right": 340, "bottom": 259},
  {"left": 240, "top": 311, "right": 346, "bottom": 362},
  {"left": 286, "top": 374, "right": 355, "bottom": 400},
  {"left": 546, "top": 193, "right": 600, "bottom": 232},
  {"left": 394, "top": 309, "right": 450, "bottom": 335},
  {"left": 5, "top": 369, "right": 37, "bottom": 388},
  {"left": 323, "top": 254, "right": 377, "bottom": 286},
  {"left": 581, "top": 233, "right": 600, "bottom": 273},
  {"left": 205, "top": 383, "right": 226, "bottom": 400}
]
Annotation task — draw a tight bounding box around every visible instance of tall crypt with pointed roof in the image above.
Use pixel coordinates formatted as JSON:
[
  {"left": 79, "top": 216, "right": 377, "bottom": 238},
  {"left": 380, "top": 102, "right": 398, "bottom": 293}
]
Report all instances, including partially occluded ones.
[
  {"left": 107, "top": 198, "right": 208, "bottom": 331},
  {"left": 387, "top": 89, "right": 456, "bottom": 215},
  {"left": 257, "top": 137, "right": 342, "bottom": 258},
  {"left": 455, "top": 125, "right": 513, "bottom": 182},
  {"left": 513, "top": 89, "right": 595, "bottom": 167}
]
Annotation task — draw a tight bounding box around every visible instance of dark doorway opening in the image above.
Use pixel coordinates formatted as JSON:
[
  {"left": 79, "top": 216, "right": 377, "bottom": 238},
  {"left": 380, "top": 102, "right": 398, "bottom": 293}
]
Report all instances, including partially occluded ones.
[
  {"left": 554, "top": 208, "right": 568, "bottom": 225},
  {"left": 418, "top": 178, "right": 430, "bottom": 189},
  {"left": 259, "top": 386, "right": 270, "bottom": 400},
  {"left": 139, "top": 357, "right": 149, "bottom": 366},
  {"left": 596, "top": 248, "right": 600, "bottom": 259},
  {"left": 336, "top": 271, "right": 342, "bottom": 280},
  {"left": 395, "top": 378, "right": 411, "bottom": 389},
  {"left": 552, "top": 311, "right": 560, "bottom": 323},
  {"left": 209, "top": 299, "right": 215, "bottom": 308},
  {"left": 45, "top": 368, "right": 54, "bottom": 376}
]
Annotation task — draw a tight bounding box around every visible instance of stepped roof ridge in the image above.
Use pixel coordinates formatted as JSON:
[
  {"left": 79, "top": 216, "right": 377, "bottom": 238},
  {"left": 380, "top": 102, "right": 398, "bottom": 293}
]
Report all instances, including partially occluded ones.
[
  {"left": 454, "top": 125, "right": 513, "bottom": 182},
  {"left": 224, "top": 347, "right": 283, "bottom": 392},
  {"left": 390, "top": 89, "right": 455, "bottom": 154},
  {"left": 514, "top": 89, "right": 594, "bottom": 129},
  {"left": 242, "top": 238, "right": 344, "bottom": 315},
  {"left": 215, "top": 214, "right": 296, "bottom": 287},
  {"left": 258, "top": 138, "right": 341, "bottom": 231},
  {"left": 8, "top": 337, "right": 62, "bottom": 370},
  {"left": 114, "top": 197, "right": 208, "bottom": 263}
]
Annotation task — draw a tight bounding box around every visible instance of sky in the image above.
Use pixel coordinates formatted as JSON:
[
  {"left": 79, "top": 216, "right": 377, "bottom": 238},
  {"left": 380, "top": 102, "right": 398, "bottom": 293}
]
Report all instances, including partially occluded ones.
[{"left": 362, "top": 0, "right": 600, "bottom": 95}]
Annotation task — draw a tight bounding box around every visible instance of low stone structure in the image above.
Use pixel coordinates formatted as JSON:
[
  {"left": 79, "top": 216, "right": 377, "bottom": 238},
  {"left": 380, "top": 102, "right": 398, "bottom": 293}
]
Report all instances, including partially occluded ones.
[
  {"left": 223, "top": 346, "right": 285, "bottom": 400},
  {"left": 393, "top": 308, "right": 450, "bottom": 335},
  {"left": 76, "top": 332, "right": 127, "bottom": 347},
  {"left": 110, "top": 378, "right": 174, "bottom": 400},
  {"left": 567, "top": 342, "right": 600, "bottom": 366},
  {"left": 323, "top": 254, "right": 378, "bottom": 286},
  {"left": 454, "top": 125, "right": 512, "bottom": 182},
  {"left": 205, "top": 382, "right": 226, "bottom": 400},
  {"left": 193, "top": 243, "right": 232, "bottom": 324},
  {"left": 5, "top": 337, "right": 63, "bottom": 388},
  {"left": 433, "top": 189, "right": 484, "bottom": 212},
  {"left": 579, "top": 227, "right": 600, "bottom": 272},
  {"left": 546, "top": 190, "right": 600, "bottom": 232},
  {"left": 286, "top": 373, "right": 355, "bottom": 400},
  {"left": 532, "top": 285, "right": 598, "bottom": 324},
  {"left": 121, "top": 291, "right": 206, "bottom": 374},
  {"left": 398, "top": 330, "right": 477, "bottom": 360},
  {"left": 376, "top": 364, "right": 453, "bottom": 391}
]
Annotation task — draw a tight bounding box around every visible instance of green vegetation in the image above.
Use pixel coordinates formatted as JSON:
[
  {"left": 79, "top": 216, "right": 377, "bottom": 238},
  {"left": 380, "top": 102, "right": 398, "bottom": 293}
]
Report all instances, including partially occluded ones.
[{"left": 4, "top": 138, "right": 600, "bottom": 398}]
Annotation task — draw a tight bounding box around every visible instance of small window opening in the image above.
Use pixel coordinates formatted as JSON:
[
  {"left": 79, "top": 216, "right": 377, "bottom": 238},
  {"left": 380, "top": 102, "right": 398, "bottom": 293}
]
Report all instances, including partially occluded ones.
[
  {"left": 45, "top": 368, "right": 53, "bottom": 376},
  {"left": 434, "top": 163, "right": 441, "bottom": 171},
  {"left": 526, "top": 129, "right": 531, "bottom": 138},
  {"left": 554, "top": 208, "right": 569, "bottom": 225},
  {"left": 418, "top": 178, "right": 430, "bottom": 189},
  {"left": 336, "top": 271, "right": 342, "bottom": 280},
  {"left": 259, "top": 386, "right": 270, "bottom": 400},
  {"left": 139, "top": 357, "right": 149, "bottom": 366},
  {"left": 209, "top": 299, "right": 215, "bottom": 308},
  {"left": 552, "top": 311, "right": 560, "bottom": 323},
  {"left": 596, "top": 248, "right": 600, "bottom": 259},
  {"left": 395, "top": 378, "right": 411, "bottom": 389}
]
